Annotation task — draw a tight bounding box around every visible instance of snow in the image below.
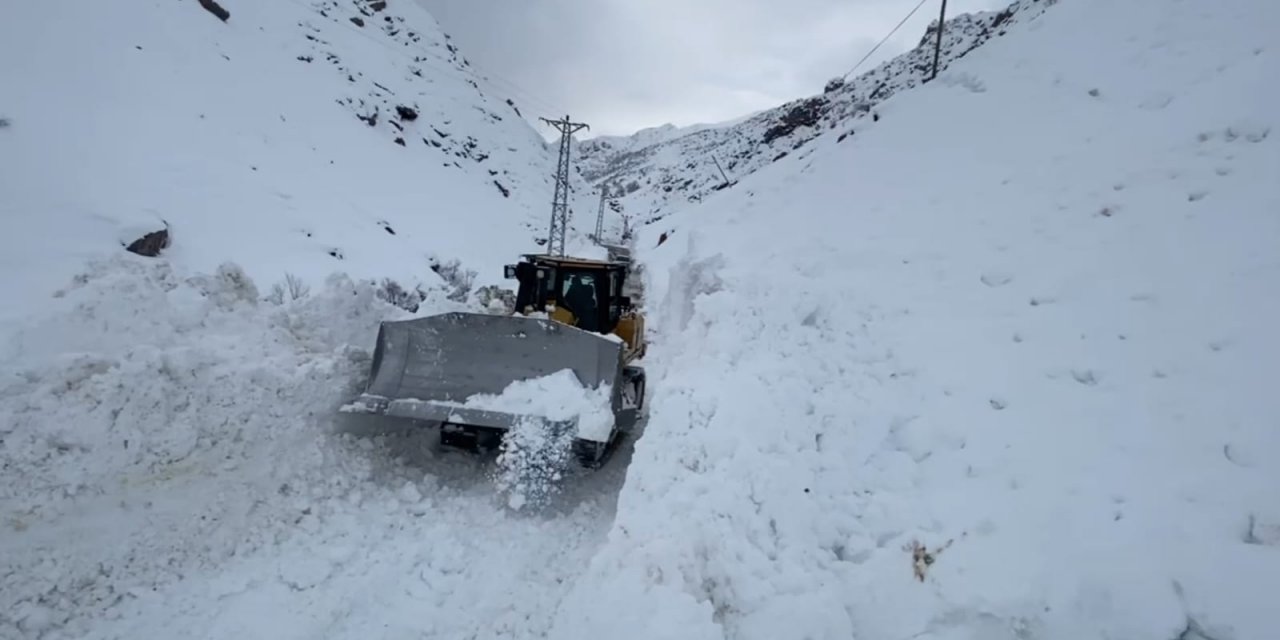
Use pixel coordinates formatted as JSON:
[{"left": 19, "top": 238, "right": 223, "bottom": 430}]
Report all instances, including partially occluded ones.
[
  {"left": 4, "top": 0, "right": 1280, "bottom": 638},
  {"left": 551, "top": 0, "right": 1280, "bottom": 639},
  {"left": 0, "top": 0, "right": 617, "bottom": 637},
  {"left": 576, "top": 0, "right": 1057, "bottom": 230},
  {"left": 0, "top": 0, "right": 603, "bottom": 329},
  {"left": 0, "top": 256, "right": 624, "bottom": 639},
  {"left": 450, "top": 368, "right": 616, "bottom": 443}
]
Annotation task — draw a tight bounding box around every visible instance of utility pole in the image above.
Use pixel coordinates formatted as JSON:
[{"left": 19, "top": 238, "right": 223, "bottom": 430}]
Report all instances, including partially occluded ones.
[
  {"left": 930, "top": 0, "right": 948, "bottom": 81},
  {"left": 540, "top": 114, "right": 589, "bottom": 256},
  {"left": 593, "top": 184, "right": 610, "bottom": 244},
  {"left": 711, "top": 156, "right": 731, "bottom": 187}
]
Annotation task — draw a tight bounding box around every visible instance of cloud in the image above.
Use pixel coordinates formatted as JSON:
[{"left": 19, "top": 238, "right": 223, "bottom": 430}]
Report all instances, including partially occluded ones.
[{"left": 415, "top": 0, "right": 1006, "bottom": 137}]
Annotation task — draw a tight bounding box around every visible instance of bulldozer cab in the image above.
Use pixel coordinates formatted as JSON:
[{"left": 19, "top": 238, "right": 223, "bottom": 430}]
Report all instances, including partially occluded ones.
[{"left": 506, "top": 254, "right": 644, "bottom": 360}]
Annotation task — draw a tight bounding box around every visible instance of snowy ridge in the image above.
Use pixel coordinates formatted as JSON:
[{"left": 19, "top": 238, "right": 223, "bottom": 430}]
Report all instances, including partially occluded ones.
[
  {"left": 576, "top": 0, "right": 1057, "bottom": 230},
  {"left": 552, "top": 0, "right": 1280, "bottom": 638},
  {"left": 0, "top": 0, "right": 601, "bottom": 328}
]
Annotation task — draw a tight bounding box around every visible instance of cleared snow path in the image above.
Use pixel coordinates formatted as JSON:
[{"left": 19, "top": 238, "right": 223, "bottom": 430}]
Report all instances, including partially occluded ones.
[{"left": 0, "top": 258, "right": 635, "bottom": 639}]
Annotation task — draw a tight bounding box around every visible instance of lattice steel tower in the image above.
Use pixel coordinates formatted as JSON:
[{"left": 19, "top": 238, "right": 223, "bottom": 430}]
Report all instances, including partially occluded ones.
[
  {"left": 593, "top": 184, "right": 611, "bottom": 243},
  {"left": 540, "top": 115, "right": 589, "bottom": 256}
]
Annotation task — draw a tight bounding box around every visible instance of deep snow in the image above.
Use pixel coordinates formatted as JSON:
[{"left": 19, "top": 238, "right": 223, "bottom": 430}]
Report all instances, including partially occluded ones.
[
  {"left": 0, "top": 0, "right": 604, "bottom": 329},
  {"left": 4, "top": 0, "right": 1280, "bottom": 638},
  {"left": 0, "top": 257, "right": 633, "bottom": 639},
  {"left": 0, "top": 0, "right": 621, "bottom": 638},
  {"left": 552, "top": 0, "right": 1280, "bottom": 639},
  {"left": 575, "top": 0, "right": 1057, "bottom": 230}
]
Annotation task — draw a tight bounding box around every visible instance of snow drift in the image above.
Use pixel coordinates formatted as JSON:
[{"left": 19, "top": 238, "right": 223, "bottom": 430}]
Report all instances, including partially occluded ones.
[
  {"left": 0, "top": 256, "right": 621, "bottom": 639},
  {"left": 0, "top": 0, "right": 619, "bottom": 637},
  {"left": 553, "top": 0, "right": 1280, "bottom": 638}
]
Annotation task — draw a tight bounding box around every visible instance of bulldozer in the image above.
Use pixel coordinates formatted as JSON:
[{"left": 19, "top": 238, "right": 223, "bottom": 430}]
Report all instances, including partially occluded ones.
[{"left": 340, "top": 253, "right": 647, "bottom": 467}]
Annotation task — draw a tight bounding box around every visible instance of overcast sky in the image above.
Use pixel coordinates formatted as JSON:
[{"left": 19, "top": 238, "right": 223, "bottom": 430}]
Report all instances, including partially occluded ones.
[{"left": 414, "top": 0, "right": 1005, "bottom": 138}]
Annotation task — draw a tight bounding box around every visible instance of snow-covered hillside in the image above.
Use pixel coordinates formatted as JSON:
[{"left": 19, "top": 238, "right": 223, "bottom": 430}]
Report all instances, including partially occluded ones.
[
  {"left": 555, "top": 1, "right": 1280, "bottom": 639},
  {"left": 577, "top": 0, "right": 1056, "bottom": 231},
  {"left": 0, "top": 0, "right": 602, "bottom": 329},
  {"left": 0, "top": 1, "right": 609, "bottom": 638}
]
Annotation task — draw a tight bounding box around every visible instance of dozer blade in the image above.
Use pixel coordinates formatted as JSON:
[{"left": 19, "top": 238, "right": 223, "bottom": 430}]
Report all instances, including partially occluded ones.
[{"left": 341, "top": 312, "right": 623, "bottom": 437}]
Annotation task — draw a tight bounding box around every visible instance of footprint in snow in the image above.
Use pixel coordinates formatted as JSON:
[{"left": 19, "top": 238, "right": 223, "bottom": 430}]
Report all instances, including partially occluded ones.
[{"left": 1071, "top": 369, "right": 1098, "bottom": 386}]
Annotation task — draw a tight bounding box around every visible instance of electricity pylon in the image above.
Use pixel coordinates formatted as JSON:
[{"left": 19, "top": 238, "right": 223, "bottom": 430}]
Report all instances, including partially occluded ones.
[
  {"left": 594, "top": 184, "right": 611, "bottom": 244},
  {"left": 540, "top": 115, "right": 589, "bottom": 256}
]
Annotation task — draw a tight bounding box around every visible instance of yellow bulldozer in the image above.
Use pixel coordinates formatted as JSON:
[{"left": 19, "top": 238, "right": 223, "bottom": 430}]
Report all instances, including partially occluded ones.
[{"left": 341, "top": 252, "right": 647, "bottom": 467}]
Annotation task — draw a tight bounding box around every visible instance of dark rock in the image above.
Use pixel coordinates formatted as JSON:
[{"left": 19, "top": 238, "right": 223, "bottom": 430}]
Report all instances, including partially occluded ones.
[
  {"left": 350, "top": 16, "right": 365, "bottom": 27},
  {"left": 494, "top": 181, "right": 510, "bottom": 198},
  {"left": 762, "top": 97, "right": 827, "bottom": 144},
  {"left": 125, "top": 228, "right": 170, "bottom": 257},
  {"left": 395, "top": 105, "right": 418, "bottom": 121},
  {"left": 197, "top": 0, "right": 230, "bottom": 22},
  {"left": 369, "top": 1, "right": 387, "bottom": 11},
  {"left": 394, "top": 137, "right": 405, "bottom": 146},
  {"left": 297, "top": 55, "right": 313, "bottom": 63}
]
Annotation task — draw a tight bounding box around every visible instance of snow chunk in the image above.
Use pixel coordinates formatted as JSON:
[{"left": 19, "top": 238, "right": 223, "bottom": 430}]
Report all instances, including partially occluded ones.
[{"left": 459, "top": 369, "right": 615, "bottom": 443}]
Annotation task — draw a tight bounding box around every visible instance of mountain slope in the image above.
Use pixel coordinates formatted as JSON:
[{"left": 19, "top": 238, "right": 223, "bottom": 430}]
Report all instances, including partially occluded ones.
[
  {"left": 0, "top": 0, "right": 600, "bottom": 328},
  {"left": 0, "top": 1, "right": 612, "bottom": 638},
  {"left": 553, "top": 0, "right": 1280, "bottom": 638},
  {"left": 576, "top": 0, "right": 1056, "bottom": 232}
]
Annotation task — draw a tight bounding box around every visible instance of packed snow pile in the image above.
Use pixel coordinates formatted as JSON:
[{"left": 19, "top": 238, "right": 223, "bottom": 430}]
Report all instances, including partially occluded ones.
[
  {"left": 430, "top": 369, "right": 617, "bottom": 510},
  {"left": 0, "top": 256, "right": 619, "bottom": 639},
  {"left": 552, "top": 0, "right": 1280, "bottom": 639},
  {"left": 575, "top": 0, "right": 1058, "bottom": 227},
  {"left": 0, "top": 0, "right": 602, "bottom": 329},
  {"left": 452, "top": 368, "right": 615, "bottom": 442}
]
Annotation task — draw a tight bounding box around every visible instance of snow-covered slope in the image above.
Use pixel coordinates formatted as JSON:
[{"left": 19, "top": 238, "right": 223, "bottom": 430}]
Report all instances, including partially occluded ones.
[
  {"left": 554, "top": 0, "right": 1280, "bottom": 638},
  {"left": 0, "top": 1, "right": 611, "bottom": 638},
  {"left": 577, "top": 0, "right": 1055, "bottom": 230},
  {"left": 0, "top": 0, "right": 601, "bottom": 329}
]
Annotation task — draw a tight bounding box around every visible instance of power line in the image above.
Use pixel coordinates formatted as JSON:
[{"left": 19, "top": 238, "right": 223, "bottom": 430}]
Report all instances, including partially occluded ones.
[{"left": 840, "top": 0, "right": 931, "bottom": 80}]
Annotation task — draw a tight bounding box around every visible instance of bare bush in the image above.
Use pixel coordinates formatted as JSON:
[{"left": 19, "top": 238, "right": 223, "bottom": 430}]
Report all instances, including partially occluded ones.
[
  {"left": 266, "top": 272, "right": 310, "bottom": 305},
  {"left": 428, "top": 255, "right": 477, "bottom": 302},
  {"left": 376, "top": 278, "right": 427, "bottom": 313}
]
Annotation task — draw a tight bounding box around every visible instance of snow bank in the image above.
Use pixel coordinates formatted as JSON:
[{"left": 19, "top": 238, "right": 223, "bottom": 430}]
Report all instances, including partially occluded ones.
[
  {"left": 554, "top": 0, "right": 1280, "bottom": 638},
  {"left": 0, "top": 258, "right": 614, "bottom": 639}
]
